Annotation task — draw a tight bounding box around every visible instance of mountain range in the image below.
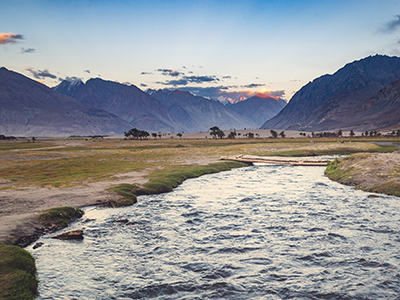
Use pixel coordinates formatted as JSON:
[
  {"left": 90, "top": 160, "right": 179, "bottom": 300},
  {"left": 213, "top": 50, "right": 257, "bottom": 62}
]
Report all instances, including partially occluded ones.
[
  {"left": 2, "top": 54, "right": 400, "bottom": 137},
  {"left": 261, "top": 55, "right": 400, "bottom": 131},
  {"left": 0, "top": 68, "right": 285, "bottom": 136}
]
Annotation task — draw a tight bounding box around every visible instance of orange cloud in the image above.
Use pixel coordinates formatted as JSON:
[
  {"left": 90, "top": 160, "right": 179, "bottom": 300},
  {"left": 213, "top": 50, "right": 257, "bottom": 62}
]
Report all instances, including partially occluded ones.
[{"left": 0, "top": 33, "right": 24, "bottom": 44}]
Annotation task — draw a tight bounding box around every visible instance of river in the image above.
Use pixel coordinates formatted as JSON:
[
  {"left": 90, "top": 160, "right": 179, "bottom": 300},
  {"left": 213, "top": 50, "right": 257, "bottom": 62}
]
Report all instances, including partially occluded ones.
[{"left": 27, "top": 164, "right": 400, "bottom": 299}]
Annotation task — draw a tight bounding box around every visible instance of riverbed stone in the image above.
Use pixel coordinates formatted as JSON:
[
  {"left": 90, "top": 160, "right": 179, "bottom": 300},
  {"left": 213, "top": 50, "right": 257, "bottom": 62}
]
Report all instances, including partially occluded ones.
[{"left": 53, "top": 229, "right": 84, "bottom": 240}]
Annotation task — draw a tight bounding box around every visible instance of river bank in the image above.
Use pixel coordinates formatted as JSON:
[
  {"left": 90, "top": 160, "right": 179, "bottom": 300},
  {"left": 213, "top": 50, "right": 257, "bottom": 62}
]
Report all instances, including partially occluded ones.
[{"left": 325, "top": 152, "right": 400, "bottom": 197}]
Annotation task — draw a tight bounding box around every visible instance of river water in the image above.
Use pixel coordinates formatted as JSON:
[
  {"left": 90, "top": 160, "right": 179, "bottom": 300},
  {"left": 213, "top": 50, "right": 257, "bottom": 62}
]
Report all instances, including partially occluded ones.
[{"left": 28, "top": 165, "right": 400, "bottom": 299}]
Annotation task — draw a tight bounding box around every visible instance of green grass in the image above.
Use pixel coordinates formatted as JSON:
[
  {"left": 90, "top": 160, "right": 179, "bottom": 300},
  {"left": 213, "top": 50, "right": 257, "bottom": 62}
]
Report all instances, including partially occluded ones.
[
  {"left": 39, "top": 207, "right": 84, "bottom": 227},
  {"left": 0, "top": 244, "right": 38, "bottom": 300},
  {"left": 136, "top": 161, "right": 247, "bottom": 195},
  {"left": 108, "top": 183, "right": 139, "bottom": 207}
]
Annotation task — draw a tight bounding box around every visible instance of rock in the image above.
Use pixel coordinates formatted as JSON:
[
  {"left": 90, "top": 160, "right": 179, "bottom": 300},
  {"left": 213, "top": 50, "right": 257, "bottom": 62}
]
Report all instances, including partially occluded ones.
[
  {"left": 368, "top": 195, "right": 381, "bottom": 198},
  {"left": 53, "top": 229, "right": 84, "bottom": 240},
  {"left": 33, "top": 242, "right": 44, "bottom": 249},
  {"left": 114, "top": 219, "right": 129, "bottom": 224}
]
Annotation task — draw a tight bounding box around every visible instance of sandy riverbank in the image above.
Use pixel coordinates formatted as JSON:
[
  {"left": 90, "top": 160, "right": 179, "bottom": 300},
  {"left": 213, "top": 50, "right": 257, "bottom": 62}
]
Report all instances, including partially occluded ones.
[{"left": 0, "top": 170, "right": 152, "bottom": 244}]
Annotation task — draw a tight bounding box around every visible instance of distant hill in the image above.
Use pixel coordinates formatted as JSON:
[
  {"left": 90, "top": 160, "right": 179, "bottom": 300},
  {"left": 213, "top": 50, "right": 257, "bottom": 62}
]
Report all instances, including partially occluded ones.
[
  {"left": 261, "top": 55, "right": 400, "bottom": 131},
  {"left": 0, "top": 68, "right": 131, "bottom": 137},
  {"left": 149, "top": 89, "right": 258, "bottom": 132},
  {"left": 229, "top": 94, "right": 286, "bottom": 127},
  {"left": 54, "top": 78, "right": 184, "bottom": 133}
]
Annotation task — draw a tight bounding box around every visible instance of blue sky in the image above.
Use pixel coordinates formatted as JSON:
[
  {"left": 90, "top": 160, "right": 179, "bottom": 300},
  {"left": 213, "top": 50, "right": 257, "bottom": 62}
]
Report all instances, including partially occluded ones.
[{"left": 1, "top": 0, "right": 400, "bottom": 101}]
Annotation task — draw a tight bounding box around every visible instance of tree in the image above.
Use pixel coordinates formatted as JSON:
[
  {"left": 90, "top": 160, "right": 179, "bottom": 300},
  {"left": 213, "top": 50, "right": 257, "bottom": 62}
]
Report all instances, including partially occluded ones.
[
  {"left": 279, "top": 131, "right": 286, "bottom": 138},
  {"left": 270, "top": 130, "right": 278, "bottom": 138},
  {"left": 227, "top": 131, "right": 237, "bottom": 139},
  {"left": 338, "top": 129, "right": 343, "bottom": 137},
  {"left": 209, "top": 126, "right": 225, "bottom": 139},
  {"left": 177, "top": 133, "right": 183, "bottom": 138},
  {"left": 349, "top": 130, "right": 355, "bottom": 137},
  {"left": 152, "top": 133, "right": 158, "bottom": 139},
  {"left": 248, "top": 132, "right": 255, "bottom": 138},
  {"left": 124, "top": 128, "right": 150, "bottom": 140}
]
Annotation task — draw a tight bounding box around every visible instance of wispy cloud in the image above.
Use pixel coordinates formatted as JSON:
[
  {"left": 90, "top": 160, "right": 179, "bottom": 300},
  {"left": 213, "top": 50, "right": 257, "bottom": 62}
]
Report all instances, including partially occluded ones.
[
  {"left": 84, "top": 69, "right": 91, "bottom": 74},
  {"left": 242, "top": 83, "right": 265, "bottom": 88},
  {"left": 21, "top": 47, "right": 35, "bottom": 54},
  {"left": 159, "top": 75, "right": 219, "bottom": 86},
  {"left": 382, "top": 15, "right": 400, "bottom": 32},
  {"left": 141, "top": 71, "right": 153, "bottom": 75},
  {"left": 157, "top": 68, "right": 183, "bottom": 77},
  {"left": 25, "top": 67, "right": 57, "bottom": 79},
  {"left": 0, "top": 32, "right": 24, "bottom": 44}
]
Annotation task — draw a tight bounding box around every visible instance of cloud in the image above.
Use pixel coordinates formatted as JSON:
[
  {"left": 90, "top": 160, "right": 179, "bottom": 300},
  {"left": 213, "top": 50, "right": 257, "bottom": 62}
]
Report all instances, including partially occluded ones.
[
  {"left": 84, "top": 69, "right": 90, "bottom": 74},
  {"left": 242, "top": 83, "right": 265, "bottom": 88},
  {"left": 140, "top": 83, "right": 148, "bottom": 87},
  {"left": 157, "top": 69, "right": 183, "bottom": 77},
  {"left": 21, "top": 47, "right": 35, "bottom": 54},
  {"left": 157, "top": 78, "right": 189, "bottom": 86},
  {"left": 141, "top": 71, "right": 153, "bottom": 75},
  {"left": 383, "top": 15, "right": 400, "bottom": 32},
  {"left": 158, "top": 75, "right": 220, "bottom": 86},
  {"left": 0, "top": 33, "right": 24, "bottom": 44},
  {"left": 185, "top": 75, "right": 218, "bottom": 83},
  {"left": 25, "top": 67, "right": 57, "bottom": 79}
]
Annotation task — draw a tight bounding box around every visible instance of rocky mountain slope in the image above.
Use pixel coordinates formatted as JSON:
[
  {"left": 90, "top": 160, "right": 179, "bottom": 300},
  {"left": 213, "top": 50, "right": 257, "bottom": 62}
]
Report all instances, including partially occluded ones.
[
  {"left": 261, "top": 55, "right": 400, "bottom": 131},
  {"left": 229, "top": 94, "right": 286, "bottom": 127},
  {"left": 350, "top": 77, "right": 400, "bottom": 130},
  {"left": 149, "top": 89, "right": 258, "bottom": 132},
  {"left": 55, "top": 79, "right": 184, "bottom": 133},
  {"left": 0, "top": 68, "right": 131, "bottom": 137}
]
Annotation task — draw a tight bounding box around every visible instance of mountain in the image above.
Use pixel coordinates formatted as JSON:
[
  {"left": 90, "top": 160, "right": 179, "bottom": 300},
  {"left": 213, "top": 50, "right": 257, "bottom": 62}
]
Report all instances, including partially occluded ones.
[
  {"left": 54, "top": 79, "right": 184, "bottom": 133},
  {"left": 149, "top": 89, "right": 258, "bottom": 131},
  {"left": 348, "top": 77, "right": 400, "bottom": 130},
  {"left": 229, "top": 94, "right": 286, "bottom": 127},
  {"left": 261, "top": 55, "right": 400, "bottom": 131},
  {"left": 0, "top": 67, "right": 131, "bottom": 137}
]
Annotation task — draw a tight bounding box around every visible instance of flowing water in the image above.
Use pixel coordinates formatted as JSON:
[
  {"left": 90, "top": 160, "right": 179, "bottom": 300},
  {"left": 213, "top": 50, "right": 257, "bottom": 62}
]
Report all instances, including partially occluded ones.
[{"left": 28, "top": 165, "right": 400, "bottom": 299}]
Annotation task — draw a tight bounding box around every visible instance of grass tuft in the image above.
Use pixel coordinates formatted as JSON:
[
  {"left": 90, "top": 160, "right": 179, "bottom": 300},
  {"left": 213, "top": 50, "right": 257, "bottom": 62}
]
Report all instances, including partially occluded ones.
[
  {"left": 0, "top": 244, "right": 38, "bottom": 300},
  {"left": 108, "top": 183, "right": 139, "bottom": 207},
  {"left": 39, "top": 207, "right": 84, "bottom": 227}
]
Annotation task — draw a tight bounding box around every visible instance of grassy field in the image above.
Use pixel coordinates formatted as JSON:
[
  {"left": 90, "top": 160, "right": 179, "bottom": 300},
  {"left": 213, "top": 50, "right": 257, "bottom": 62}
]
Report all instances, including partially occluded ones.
[{"left": 1, "top": 137, "right": 397, "bottom": 189}]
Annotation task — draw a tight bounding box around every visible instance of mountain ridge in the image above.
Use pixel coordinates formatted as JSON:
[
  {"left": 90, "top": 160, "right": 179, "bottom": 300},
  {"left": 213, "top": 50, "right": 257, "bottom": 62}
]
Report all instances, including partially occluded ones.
[
  {"left": 261, "top": 55, "right": 400, "bottom": 131},
  {"left": 0, "top": 67, "right": 132, "bottom": 137}
]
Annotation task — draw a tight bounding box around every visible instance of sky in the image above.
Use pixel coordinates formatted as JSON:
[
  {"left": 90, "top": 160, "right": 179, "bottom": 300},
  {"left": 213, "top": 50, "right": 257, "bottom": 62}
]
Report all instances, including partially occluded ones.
[{"left": 1, "top": 0, "right": 400, "bottom": 102}]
